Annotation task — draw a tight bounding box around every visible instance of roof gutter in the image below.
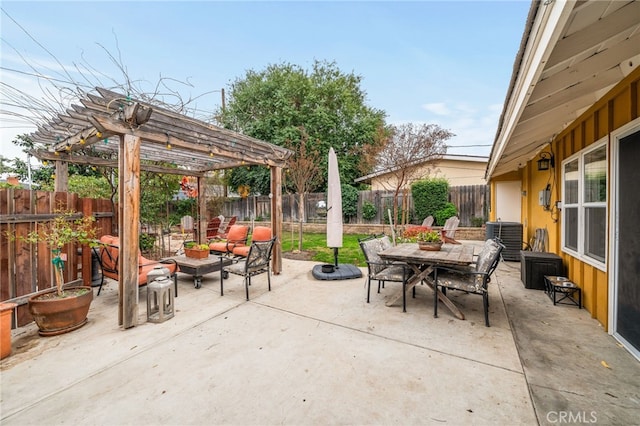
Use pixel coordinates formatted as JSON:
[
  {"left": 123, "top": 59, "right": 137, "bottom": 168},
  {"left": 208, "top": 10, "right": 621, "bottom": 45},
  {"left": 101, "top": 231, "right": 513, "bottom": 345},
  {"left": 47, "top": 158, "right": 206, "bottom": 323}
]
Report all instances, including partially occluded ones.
[{"left": 485, "top": 0, "right": 574, "bottom": 179}]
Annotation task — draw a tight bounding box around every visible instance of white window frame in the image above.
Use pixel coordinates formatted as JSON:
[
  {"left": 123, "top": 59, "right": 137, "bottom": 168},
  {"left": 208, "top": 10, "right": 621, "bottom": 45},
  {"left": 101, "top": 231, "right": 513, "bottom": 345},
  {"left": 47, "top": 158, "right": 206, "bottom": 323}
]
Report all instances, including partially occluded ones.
[{"left": 561, "top": 137, "right": 608, "bottom": 271}]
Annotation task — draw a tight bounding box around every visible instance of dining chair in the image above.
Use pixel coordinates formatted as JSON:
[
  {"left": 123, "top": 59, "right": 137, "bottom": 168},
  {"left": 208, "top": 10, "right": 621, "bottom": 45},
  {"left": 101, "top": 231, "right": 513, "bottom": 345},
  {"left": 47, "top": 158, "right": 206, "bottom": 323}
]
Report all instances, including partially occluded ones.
[
  {"left": 222, "top": 237, "right": 276, "bottom": 300},
  {"left": 433, "top": 238, "right": 505, "bottom": 326},
  {"left": 359, "top": 236, "right": 413, "bottom": 312}
]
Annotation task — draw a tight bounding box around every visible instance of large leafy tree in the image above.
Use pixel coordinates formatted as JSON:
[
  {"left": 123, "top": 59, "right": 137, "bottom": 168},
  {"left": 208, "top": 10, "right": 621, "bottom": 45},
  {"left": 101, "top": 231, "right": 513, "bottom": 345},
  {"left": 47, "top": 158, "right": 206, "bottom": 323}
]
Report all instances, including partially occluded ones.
[{"left": 220, "top": 60, "right": 386, "bottom": 195}]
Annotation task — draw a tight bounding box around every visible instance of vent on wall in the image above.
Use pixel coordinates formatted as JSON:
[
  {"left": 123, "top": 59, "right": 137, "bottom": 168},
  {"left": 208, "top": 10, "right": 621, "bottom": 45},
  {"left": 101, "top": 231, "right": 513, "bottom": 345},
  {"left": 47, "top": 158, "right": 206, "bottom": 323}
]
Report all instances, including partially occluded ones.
[{"left": 485, "top": 221, "right": 523, "bottom": 261}]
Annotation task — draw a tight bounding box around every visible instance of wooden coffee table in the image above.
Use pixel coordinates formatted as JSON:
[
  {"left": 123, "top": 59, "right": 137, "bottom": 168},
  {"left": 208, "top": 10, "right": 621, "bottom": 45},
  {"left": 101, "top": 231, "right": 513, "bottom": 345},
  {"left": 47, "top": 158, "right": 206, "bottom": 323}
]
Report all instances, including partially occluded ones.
[{"left": 168, "top": 255, "right": 233, "bottom": 289}]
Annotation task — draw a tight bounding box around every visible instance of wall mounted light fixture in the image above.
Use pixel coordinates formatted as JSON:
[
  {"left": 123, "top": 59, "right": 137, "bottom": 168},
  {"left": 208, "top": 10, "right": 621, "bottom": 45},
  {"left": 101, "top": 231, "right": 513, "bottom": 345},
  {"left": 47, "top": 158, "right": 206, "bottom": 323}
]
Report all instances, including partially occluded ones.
[{"left": 537, "top": 151, "right": 555, "bottom": 171}]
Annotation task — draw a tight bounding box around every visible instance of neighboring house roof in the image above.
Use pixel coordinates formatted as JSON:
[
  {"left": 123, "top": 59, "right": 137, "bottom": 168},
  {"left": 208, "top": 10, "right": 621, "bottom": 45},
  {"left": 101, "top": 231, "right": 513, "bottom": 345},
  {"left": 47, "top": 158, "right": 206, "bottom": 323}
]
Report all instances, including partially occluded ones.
[
  {"left": 355, "top": 154, "right": 488, "bottom": 183},
  {"left": 487, "top": 0, "right": 640, "bottom": 178}
]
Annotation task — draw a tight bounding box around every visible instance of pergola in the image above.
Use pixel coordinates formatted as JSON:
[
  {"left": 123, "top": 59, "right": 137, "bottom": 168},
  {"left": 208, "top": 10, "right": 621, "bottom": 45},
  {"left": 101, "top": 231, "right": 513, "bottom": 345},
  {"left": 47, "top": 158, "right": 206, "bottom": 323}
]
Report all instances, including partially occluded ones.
[{"left": 26, "top": 87, "right": 292, "bottom": 328}]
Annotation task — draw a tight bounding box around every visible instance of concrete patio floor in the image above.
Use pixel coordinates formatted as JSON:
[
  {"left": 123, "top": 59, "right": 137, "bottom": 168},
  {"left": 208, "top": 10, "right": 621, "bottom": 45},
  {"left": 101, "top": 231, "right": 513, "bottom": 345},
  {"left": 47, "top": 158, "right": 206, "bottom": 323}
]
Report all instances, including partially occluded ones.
[{"left": 1, "top": 241, "right": 638, "bottom": 425}]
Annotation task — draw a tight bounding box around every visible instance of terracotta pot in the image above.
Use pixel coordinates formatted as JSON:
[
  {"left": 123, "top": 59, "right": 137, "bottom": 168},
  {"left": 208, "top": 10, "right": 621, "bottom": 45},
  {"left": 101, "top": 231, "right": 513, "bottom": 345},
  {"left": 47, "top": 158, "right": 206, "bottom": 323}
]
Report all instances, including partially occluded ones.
[
  {"left": 1, "top": 302, "right": 17, "bottom": 359},
  {"left": 28, "top": 286, "right": 93, "bottom": 337},
  {"left": 418, "top": 241, "right": 443, "bottom": 251},
  {"left": 185, "top": 248, "right": 209, "bottom": 259}
]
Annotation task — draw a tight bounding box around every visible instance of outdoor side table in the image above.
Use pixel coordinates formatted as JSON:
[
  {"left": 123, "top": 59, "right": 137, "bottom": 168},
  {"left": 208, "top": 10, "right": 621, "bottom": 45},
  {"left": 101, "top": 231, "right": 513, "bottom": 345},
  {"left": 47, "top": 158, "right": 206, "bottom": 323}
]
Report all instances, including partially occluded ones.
[{"left": 544, "top": 276, "right": 582, "bottom": 308}]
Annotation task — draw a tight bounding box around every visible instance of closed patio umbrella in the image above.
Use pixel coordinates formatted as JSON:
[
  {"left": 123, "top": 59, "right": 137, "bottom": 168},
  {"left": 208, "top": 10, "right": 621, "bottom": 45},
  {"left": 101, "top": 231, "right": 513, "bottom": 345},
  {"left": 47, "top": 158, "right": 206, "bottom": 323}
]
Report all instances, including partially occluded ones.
[{"left": 312, "top": 147, "right": 362, "bottom": 280}]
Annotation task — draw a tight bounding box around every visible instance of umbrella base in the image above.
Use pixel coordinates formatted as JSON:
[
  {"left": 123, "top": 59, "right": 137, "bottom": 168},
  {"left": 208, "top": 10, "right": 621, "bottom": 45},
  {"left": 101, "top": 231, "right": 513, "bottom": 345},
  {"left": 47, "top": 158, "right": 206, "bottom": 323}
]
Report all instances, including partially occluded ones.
[{"left": 312, "top": 263, "right": 362, "bottom": 281}]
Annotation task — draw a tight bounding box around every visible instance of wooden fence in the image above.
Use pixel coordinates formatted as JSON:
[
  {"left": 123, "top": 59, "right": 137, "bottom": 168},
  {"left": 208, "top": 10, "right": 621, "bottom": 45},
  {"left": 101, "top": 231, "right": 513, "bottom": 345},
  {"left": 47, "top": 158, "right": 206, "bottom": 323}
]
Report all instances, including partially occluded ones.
[
  {"left": 0, "top": 189, "right": 113, "bottom": 326},
  {"left": 222, "top": 185, "right": 490, "bottom": 227}
]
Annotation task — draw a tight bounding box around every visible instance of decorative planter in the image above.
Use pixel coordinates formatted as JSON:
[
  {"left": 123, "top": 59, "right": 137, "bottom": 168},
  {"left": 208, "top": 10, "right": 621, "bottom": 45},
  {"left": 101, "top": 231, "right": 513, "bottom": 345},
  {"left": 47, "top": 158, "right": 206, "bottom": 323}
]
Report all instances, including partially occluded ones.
[
  {"left": 185, "top": 248, "right": 209, "bottom": 259},
  {"left": 28, "top": 286, "right": 93, "bottom": 337},
  {"left": 1, "top": 302, "right": 17, "bottom": 359},
  {"left": 418, "top": 241, "right": 443, "bottom": 251}
]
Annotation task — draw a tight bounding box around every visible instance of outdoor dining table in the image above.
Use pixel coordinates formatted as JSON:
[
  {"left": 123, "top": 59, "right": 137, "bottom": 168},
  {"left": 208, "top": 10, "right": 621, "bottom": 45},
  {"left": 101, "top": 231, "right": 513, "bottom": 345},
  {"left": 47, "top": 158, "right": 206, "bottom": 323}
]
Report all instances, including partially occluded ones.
[{"left": 378, "top": 243, "right": 475, "bottom": 320}]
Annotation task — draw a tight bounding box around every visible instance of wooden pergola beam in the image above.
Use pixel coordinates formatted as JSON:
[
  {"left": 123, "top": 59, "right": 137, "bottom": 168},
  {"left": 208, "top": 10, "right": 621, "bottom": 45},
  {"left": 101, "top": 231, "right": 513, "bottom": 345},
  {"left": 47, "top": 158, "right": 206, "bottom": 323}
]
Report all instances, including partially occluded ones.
[{"left": 26, "top": 88, "right": 293, "bottom": 330}]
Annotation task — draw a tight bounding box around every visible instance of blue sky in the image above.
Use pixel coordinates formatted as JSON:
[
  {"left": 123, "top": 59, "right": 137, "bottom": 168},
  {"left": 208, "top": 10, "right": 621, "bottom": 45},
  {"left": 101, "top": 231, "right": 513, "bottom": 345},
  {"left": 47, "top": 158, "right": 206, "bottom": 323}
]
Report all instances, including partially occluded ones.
[{"left": 1, "top": 1, "right": 531, "bottom": 162}]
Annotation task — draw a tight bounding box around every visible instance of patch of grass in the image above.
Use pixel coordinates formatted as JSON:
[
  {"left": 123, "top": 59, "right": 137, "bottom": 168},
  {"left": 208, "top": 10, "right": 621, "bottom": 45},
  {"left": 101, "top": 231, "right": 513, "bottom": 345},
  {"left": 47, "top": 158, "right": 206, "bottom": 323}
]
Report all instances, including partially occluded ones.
[{"left": 281, "top": 232, "right": 370, "bottom": 267}]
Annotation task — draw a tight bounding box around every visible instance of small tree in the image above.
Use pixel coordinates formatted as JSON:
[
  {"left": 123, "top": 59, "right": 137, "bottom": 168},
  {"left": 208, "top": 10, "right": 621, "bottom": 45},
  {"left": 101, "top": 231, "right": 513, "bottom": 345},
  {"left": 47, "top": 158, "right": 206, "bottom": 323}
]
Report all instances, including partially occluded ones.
[
  {"left": 283, "top": 127, "right": 322, "bottom": 251},
  {"left": 16, "top": 210, "right": 97, "bottom": 297},
  {"left": 362, "top": 123, "right": 453, "bottom": 230}
]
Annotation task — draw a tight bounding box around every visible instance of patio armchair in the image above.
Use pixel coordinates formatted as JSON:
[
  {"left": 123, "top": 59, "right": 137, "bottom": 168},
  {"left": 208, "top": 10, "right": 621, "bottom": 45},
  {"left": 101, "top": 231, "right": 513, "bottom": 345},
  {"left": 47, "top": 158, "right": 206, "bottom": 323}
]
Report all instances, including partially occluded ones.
[
  {"left": 359, "top": 235, "right": 414, "bottom": 312},
  {"left": 205, "top": 217, "right": 222, "bottom": 240},
  {"left": 232, "top": 226, "right": 272, "bottom": 257},
  {"left": 222, "top": 237, "right": 277, "bottom": 300},
  {"left": 209, "top": 224, "right": 249, "bottom": 255},
  {"left": 95, "top": 235, "right": 178, "bottom": 296},
  {"left": 433, "top": 238, "right": 505, "bottom": 326}
]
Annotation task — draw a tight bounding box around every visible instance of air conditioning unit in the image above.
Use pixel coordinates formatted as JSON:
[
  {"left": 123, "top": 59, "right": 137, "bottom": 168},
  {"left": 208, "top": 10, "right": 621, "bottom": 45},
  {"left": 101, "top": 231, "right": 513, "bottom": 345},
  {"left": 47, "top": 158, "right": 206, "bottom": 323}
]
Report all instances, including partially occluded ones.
[{"left": 485, "top": 221, "right": 523, "bottom": 261}]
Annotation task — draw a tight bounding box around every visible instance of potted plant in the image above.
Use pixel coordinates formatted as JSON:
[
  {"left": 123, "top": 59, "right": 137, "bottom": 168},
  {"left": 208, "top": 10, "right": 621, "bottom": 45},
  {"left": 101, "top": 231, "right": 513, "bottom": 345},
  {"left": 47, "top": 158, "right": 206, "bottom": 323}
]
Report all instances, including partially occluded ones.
[
  {"left": 13, "top": 210, "right": 98, "bottom": 336},
  {"left": 184, "top": 241, "right": 210, "bottom": 259},
  {"left": 416, "top": 230, "right": 443, "bottom": 251}
]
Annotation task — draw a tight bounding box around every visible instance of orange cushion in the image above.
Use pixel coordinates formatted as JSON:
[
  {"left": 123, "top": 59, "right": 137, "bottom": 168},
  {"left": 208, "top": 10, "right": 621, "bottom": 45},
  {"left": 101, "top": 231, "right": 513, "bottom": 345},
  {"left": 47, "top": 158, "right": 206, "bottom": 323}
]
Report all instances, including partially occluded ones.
[
  {"left": 209, "top": 241, "right": 242, "bottom": 253},
  {"left": 226, "top": 225, "right": 249, "bottom": 242},
  {"left": 98, "top": 235, "right": 177, "bottom": 286},
  {"left": 232, "top": 227, "right": 272, "bottom": 257},
  {"left": 232, "top": 246, "right": 250, "bottom": 257}
]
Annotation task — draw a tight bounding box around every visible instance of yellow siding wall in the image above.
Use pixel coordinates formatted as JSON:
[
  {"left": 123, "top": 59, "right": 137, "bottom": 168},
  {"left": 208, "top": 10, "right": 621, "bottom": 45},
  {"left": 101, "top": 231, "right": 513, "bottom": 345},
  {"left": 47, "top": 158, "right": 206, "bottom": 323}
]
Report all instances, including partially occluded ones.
[
  {"left": 490, "top": 67, "right": 640, "bottom": 329},
  {"left": 371, "top": 158, "right": 487, "bottom": 191}
]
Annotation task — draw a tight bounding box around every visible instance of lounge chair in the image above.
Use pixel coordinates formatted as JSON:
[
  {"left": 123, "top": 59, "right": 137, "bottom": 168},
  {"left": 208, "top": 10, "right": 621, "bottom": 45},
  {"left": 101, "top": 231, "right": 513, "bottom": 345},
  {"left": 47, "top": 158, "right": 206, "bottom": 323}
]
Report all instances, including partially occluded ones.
[
  {"left": 440, "top": 216, "right": 461, "bottom": 244},
  {"left": 95, "top": 235, "right": 178, "bottom": 296},
  {"left": 421, "top": 215, "right": 434, "bottom": 228},
  {"left": 215, "top": 216, "right": 237, "bottom": 240},
  {"left": 209, "top": 224, "right": 249, "bottom": 255},
  {"left": 232, "top": 226, "right": 272, "bottom": 257},
  {"left": 205, "top": 217, "right": 222, "bottom": 240}
]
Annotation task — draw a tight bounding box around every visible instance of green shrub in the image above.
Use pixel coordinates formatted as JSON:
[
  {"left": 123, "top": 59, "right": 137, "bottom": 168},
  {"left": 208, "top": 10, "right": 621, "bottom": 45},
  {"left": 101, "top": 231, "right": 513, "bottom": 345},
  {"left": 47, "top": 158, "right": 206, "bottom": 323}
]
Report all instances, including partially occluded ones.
[
  {"left": 434, "top": 202, "right": 457, "bottom": 225},
  {"left": 341, "top": 184, "right": 358, "bottom": 219},
  {"left": 139, "top": 233, "right": 156, "bottom": 252},
  {"left": 412, "top": 178, "right": 449, "bottom": 223},
  {"left": 383, "top": 208, "right": 413, "bottom": 225},
  {"left": 471, "top": 216, "right": 486, "bottom": 227},
  {"left": 362, "top": 201, "right": 377, "bottom": 221}
]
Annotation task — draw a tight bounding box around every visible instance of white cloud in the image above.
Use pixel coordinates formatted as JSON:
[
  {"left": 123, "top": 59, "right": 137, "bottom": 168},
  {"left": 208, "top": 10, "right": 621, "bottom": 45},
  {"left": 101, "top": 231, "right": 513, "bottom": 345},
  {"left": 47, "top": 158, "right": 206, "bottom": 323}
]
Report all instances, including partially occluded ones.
[
  {"left": 421, "top": 102, "right": 451, "bottom": 116},
  {"left": 409, "top": 101, "right": 505, "bottom": 156}
]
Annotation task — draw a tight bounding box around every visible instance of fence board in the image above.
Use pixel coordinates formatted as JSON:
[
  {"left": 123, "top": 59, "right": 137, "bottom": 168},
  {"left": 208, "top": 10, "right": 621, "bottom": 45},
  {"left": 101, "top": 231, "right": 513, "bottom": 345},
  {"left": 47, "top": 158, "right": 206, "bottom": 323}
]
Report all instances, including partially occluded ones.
[
  {"left": 221, "top": 185, "right": 490, "bottom": 228},
  {"left": 0, "top": 189, "right": 113, "bottom": 327}
]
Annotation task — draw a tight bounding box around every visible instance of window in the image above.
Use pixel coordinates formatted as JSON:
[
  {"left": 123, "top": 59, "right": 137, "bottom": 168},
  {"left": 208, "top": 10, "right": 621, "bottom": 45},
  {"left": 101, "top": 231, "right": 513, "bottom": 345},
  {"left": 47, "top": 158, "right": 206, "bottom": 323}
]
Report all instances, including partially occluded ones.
[{"left": 561, "top": 140, "right": 607, "bottom": 269}]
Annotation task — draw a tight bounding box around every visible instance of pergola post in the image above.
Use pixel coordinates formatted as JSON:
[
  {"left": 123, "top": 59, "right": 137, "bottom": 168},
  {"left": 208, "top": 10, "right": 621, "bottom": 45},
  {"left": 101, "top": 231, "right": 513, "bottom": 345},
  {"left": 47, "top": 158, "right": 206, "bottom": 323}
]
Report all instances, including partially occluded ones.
[
  {"left": 54, "top": 160, "right": 68, "bottom": 192},
  {"left": 197, "top": 176, "right": 207, "bottom": 243},
  {"left": 118, "top": 134, "right": 141, "bottom": 328},
  {"left": 270, "top": 166, "right": 283, "bottom": 274}
]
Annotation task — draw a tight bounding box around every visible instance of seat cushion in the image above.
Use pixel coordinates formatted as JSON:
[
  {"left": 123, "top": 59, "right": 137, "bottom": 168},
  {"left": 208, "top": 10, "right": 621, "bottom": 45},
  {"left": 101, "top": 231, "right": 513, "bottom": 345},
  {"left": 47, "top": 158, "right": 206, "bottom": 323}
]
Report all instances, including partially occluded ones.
[
  {"left": 232, "top": 246, "right": 250, "bottom": 257},
  {"left": 210, "top": 241, "right": 243, "bottom": 253},
  {"left": 139, "top": 261, "right": 177, "bottom": 285},
  {"left": 371, "top": 265, "right": 410, "bottom": 282},
  {"left": 436, "top": 271, "right": 485, "bottom": 293}
]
